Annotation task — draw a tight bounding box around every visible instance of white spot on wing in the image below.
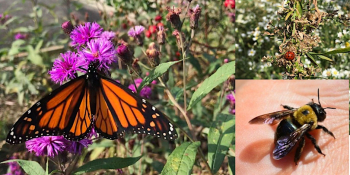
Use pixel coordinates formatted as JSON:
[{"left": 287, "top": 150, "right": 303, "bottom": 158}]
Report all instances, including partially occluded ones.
[{"left": 152, "top": 106, "right": 156, "bottom": 111}]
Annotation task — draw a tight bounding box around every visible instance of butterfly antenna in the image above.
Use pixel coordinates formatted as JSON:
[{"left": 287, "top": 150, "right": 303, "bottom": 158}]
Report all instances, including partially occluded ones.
[
  {"left": 79, "top": 66, "right": 88, "bottom": 72},
  {"left": 96, "top": 61, "right": 102, "bottom": 69}
]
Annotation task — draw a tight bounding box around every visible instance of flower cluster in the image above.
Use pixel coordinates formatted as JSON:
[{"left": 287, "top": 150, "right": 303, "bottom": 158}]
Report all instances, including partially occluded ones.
[
  {"left": 226, "top": 91, "right": 235, "bottom": 114},
  {"left": 50, "top": 22, "right": 117, "bottom": 84},
  {"left": 0, "top": 14, "right": 11, "bottom": 24},
  {"left": 25, "top": 135, "right": 94, "bottom": 157},
  {"left": 128, "top": 25, "right": 145, "bottom": 45},
  {"left": 128, "top": 78, "right": 156, "bottom": 99},
  {"left": 14, "top": 33, "right": 27, "bottom": 40},
  {"left": 144, "top": 15, "right": 164, "bottom": 39},
  {"left": 5, "top": 156, "right": 24, "bottom": 175},
  {"left": 322, "top": 67, "right": 349, "bottom": 79},
  {"left": 224, "top": 0, "right": 235, "bottom": 9}
]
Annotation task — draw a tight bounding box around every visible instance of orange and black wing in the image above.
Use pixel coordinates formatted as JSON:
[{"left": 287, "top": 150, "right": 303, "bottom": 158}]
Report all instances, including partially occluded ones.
[
  {"left": 94, "top": 77, "right": 178, "bottom": 140},
  {"left": 6, "top": 76, "right": 93, "bottom": 144},
  {"left": 249, "top": 110, "right": 294, "bottom": 125}
]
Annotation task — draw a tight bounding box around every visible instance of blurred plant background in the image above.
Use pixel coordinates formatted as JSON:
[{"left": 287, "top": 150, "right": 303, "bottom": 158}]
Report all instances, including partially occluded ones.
[
  {"left": 235, "top": 0, "right": 349, "bottom": 79},
  {"left": 0, "top": 0, "right": 234, "bottom": 174}
]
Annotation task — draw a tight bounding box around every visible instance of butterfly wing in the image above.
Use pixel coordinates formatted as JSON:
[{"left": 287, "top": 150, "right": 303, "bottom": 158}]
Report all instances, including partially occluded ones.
[
  {"left": 94, "top": 77, "right": 178, "bottom": 140},
  {"left": 6, "top": 76, "right": 93, "bottom": 144}
]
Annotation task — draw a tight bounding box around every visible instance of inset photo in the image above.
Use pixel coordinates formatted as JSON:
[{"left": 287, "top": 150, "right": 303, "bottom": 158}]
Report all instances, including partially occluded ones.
[
  {"left": 235, "top": 0, "right": 349, "bottom": 79},
  {"left": 235, "top": 80, "right": 349, "bottom": 174}
]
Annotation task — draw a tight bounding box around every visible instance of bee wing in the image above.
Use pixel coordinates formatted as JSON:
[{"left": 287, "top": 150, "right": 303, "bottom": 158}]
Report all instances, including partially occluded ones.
[
  {"left": 272, "top": 123, "right": 311, "bottom": 160},
  {"left": 249, "top": 110, "right": 294, "bottom": 125}
]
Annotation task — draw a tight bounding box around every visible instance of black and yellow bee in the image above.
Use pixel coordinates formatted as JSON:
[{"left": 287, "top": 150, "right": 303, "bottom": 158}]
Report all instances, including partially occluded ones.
[{"left": 249, "top": 89, "right": 335, "bottom": 165}]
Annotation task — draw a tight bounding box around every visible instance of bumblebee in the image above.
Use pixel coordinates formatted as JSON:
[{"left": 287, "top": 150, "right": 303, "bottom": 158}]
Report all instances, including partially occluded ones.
[{"left": 249, "top": 89, "right": 335, "bottom": 165}]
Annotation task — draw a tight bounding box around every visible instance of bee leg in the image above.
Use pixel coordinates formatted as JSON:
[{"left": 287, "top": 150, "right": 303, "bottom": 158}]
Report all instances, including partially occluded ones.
[
  {"left": 305, "top": 133, "right": 325, "bottom": 156},
  {"left": 281, "top": 105, "right": 296, "bottom": 110},
  {"left": 294, "top": 136, "right": 305, "bottom": 165},
  {"left": 316, "top": 125, "right": 335, "bottom": 139}
]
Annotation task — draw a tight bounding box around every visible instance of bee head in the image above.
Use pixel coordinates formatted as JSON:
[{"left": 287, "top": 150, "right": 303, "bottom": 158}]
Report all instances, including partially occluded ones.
[{"left": 309, "top": 89, "right": 335, "bottom": 122}]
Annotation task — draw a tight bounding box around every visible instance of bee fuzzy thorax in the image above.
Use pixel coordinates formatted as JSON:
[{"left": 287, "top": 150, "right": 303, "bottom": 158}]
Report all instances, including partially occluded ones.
[{"left": 293, "top": 105, "right": 318, "bottom": 130}]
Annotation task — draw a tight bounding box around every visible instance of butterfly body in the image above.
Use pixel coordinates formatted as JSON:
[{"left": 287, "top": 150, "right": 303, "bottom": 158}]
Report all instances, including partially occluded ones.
[{"left": 6, "top": 63, "right": 177, "bottom": 144}]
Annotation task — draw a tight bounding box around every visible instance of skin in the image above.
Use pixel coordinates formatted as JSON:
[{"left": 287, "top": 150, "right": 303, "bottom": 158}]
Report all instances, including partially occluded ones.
[{"left": 235, "top": 80, "right": 349, "bottom": 175}]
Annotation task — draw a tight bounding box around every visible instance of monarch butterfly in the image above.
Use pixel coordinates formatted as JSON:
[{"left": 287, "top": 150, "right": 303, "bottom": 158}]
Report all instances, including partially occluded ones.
[{"left": 6, "top": 61, "right": 178, "bottom": 144}]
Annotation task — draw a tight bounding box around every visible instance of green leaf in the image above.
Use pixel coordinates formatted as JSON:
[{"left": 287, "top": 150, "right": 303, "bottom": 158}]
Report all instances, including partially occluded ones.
[
  {"left": 88, "top": 139, "right": 115, "bottom": 150},
  {"left": 296, "top": 1, "right": 302, "bottom": 18},
  {"left": 161, "top": 142, "right": 200, "bottom": 175},
  {"left": 228, "top": 156, "right": 235, "bottom": 175},
  {"left": 35, "top": 40, "right": 44, "bottom": 52},
  {"left": 305, "top": 52, "right": 319, "bottom": 67},
  {"left": 317, "top": 55, "right": 333, "bottom": 62},
  {"left": 152, "top": 161, "right": 164, "bottom": 173},
  {"left": 285, "top": 11, "right": 293, "bottom": 21},
  {"left": 188, "top": 54, "right": 202, "bottom": 76},
  {"left": 26, "top": 45, "right": 44, "bottom": 66},
  {"left": 8, "top": 40, "right": 26, "bottom": 56},
  {"left": 74, "top": 156, "right": 142, "bottom": 174},
  {"left": 320, "top": 47, "right": 350, "bottom": 55},
  {"left": 138, "top": 60, "right": 181, "bottom": 91},
  {"left": 89, "top": 147, "right": 105, "bottom": 160},
  {"left": 187, "top": 61, "right": 235, "bottom": 110},
  {"left": 208, "top": 114, "right": 235, "bottom": 174},
  {"left": 1, "top": 159, "right": 46, "bottom": 175}
]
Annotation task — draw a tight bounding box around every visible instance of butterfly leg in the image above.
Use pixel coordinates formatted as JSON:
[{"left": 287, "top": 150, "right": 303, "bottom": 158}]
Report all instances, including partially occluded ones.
[
  {"left": 316, "top": 125, "right": 335, "bottom": 139},
  {"left": 294, "top": 136, "right": 305, "bottom": 165},
  {"left": 305, "top": 133, "right": 325, "bottom": 156}
]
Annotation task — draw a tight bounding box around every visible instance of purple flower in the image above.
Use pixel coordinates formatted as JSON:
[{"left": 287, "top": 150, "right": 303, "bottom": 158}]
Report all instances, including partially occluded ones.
[
  {"left": 70, "top": 22, "right": 103, "bottom": 47},
  {"left": 230, "top": 109, "right": 235, "bottom": 114},
  {"left": 100, "top": 31, "right": 116, "bottom": 41},
  {"left": 128, "top": 78, "right": 152, "bottom": 99},
  {"left": 0, "top": 14, "right": 11, "bottom": 24},
  {"left": 49, "top": 51, "right": 86, "bottom": 84},
  {"left": 228, "top": 12, "right": 235, "bottom": 23},
  {"left": 61, "top": 21, "right": 74, "bottom": 34},
  {"left": 7, "top": 156, "right": 23, "bottom": 175},
  {"left": 116, "top": 44, "right": 133, "bottom": 64},
  {"left": 226, "top": 92, "right": 235, "bottom": 115},
  {"left": 14, "top": 33, "right": 26, "bottom": 40},
  {"left": 80, "top": 38, "right": 117, "bottom": 70},
  {"left": 25, "top": 136, "right": 69, "bottom": 157},
  {"left": 226, "top": 93, "right": 235, "bottom": 105},
  {"left": 117, "top": 169, "right": 123, "bottom": 174},
  {"left": 88, "top": 127, "right": 98, "bottom": 138},
  {"left": 127, "top": 25, "right": 145, "bottom": 37},
  {"left": 68, "top": 139, "right": 92, "bottom": 154}
]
